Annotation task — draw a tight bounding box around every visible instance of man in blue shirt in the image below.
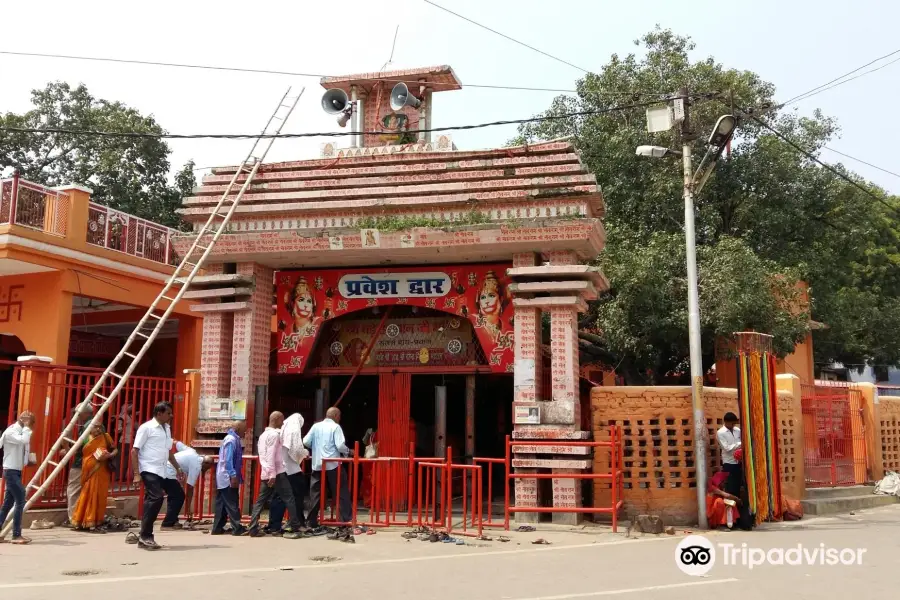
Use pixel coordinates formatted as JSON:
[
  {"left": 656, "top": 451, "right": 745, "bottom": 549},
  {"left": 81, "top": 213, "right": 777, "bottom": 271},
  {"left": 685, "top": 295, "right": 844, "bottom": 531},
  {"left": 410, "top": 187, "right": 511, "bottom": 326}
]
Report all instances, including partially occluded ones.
[
  {"left": 303, "top": 407, "right": 352, "bottom": 531},
  {"left": 211, "top": 420, "right": 247, "bottom": 536}
]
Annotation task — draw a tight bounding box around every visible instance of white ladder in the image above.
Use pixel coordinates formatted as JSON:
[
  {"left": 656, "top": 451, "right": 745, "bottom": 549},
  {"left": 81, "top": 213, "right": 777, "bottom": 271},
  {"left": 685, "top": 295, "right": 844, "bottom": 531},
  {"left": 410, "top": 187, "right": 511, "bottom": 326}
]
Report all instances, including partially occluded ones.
[{"left": 0, "top": 86, "right": 305, "bottom": 539}]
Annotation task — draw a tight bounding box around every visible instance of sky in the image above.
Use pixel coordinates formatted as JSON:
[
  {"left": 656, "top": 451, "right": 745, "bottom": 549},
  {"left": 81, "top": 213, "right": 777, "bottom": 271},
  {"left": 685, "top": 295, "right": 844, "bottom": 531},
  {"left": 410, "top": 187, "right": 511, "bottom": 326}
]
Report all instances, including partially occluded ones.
[{"left": 0, "top": 0, "right": 897, "bottom": 194}]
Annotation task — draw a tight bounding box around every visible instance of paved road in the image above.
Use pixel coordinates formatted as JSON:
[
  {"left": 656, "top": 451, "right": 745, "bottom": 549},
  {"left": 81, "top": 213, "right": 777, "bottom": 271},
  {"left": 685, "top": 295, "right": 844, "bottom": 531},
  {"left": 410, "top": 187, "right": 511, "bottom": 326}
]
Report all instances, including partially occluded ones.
[{"left": 1, "top": 505, "right": 899, "bottom": 600}]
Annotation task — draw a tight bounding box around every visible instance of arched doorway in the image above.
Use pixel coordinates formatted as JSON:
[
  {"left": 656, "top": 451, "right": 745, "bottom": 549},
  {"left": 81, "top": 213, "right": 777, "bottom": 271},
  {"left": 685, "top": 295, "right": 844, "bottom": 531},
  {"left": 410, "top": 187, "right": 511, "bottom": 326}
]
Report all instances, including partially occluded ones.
[
  {"left": 306, "top": 305, "right": 491, "bottom": 455},
  {"left": 0, "top": 333, "right": 27, "bottom": 420}
]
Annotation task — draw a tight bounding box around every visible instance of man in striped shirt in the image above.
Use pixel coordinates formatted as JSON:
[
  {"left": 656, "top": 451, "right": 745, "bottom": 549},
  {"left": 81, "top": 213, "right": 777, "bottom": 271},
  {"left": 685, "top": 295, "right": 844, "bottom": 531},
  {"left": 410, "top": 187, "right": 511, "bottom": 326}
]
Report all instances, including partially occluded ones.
[{"left": 247, "top": 412, "right": 302, "bottom": 538}]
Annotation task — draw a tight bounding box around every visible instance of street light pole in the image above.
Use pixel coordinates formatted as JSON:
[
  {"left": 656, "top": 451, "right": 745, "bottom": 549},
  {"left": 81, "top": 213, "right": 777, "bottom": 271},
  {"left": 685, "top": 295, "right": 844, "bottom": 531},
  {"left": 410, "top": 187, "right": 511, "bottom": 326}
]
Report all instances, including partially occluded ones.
[{"left": 678, "top": 88, "right": 709, "bottom": 530}]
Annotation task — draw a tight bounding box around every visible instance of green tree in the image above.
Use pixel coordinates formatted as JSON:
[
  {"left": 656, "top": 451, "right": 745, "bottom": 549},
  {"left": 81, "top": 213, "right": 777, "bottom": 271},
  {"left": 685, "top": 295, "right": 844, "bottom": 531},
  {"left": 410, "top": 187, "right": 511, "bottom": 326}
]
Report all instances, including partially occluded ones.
[
  {"left": 0, "top": 82, "right": 192, "bottom": 228},
  {"left": 516, "top": 27, "right": 900, "bottom": 383}
]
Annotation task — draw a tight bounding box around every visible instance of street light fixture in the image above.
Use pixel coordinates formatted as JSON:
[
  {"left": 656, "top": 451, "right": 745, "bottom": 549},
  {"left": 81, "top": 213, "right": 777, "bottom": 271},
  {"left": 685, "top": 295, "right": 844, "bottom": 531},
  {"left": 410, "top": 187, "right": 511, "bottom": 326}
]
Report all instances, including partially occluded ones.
[
  {"left": 635, "top": 145, "right": 682, "bottom": 159},
  {"left": 636, "top": 112, "right": 738, "bottom": 531}
]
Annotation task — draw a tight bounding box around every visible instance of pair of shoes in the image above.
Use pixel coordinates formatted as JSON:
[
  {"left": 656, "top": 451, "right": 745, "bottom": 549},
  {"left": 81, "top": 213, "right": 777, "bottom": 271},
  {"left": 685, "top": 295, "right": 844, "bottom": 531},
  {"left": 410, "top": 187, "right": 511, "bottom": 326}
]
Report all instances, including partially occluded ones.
[
  {"left": 282, "top": 531, "right": 302, "bottom": 540},
  {"left": 265, "top": 529, "right": 284, "bottom": 537},
  {"left": 160, "top": 522, "right": 184, "bottom": 531},
  {"left": 248, "top": 528, "right": 266, "bottom": 538}
]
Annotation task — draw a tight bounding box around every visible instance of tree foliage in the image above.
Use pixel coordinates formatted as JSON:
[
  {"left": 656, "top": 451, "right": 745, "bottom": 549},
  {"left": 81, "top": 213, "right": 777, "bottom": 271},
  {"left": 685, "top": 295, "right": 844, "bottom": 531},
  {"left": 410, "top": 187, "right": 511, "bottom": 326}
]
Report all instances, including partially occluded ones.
[
  {"left": 0, "top": 82, "right": 193, "bottom": 228},
  {"left": 516, "top": 27, "right": 900, "bottom": 382}
]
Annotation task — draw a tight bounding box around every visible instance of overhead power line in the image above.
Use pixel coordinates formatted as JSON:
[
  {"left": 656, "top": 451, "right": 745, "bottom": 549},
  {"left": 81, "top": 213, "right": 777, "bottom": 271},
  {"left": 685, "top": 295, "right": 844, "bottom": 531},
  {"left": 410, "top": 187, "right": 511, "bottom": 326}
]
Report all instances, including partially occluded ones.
[
  {"left": 0, "top": 49, "right": 576, "bottom": 94},
  {"left": 422, "top": 0, "right": 591, "bottom": 74},
  {"left": 823, "top": 146, "right": 900, "bottom": 180},
  {"left": 746, "top": 112, "right": 900, "bottom": 218},
  {"left": 0, "top": 97, "right": 696, "bottom": 141},
  {"left": 782, "top": 48, "right": 900, "bottom": 106}
]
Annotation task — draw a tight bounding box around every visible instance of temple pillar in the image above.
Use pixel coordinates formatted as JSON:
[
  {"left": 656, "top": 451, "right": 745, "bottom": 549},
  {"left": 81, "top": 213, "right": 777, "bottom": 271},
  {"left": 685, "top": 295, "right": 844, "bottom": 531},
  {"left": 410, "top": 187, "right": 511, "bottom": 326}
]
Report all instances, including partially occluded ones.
[{"left": 230, "top": 263, "right": 273, "bottom": 438}]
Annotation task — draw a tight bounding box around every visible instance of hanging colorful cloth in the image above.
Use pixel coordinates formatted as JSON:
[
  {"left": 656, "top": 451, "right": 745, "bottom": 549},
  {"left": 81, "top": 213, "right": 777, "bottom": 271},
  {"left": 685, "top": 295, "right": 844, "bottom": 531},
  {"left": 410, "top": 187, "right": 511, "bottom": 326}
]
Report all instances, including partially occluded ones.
[{"left": 735, "top": 332, "right": 783, "bottom": 524}]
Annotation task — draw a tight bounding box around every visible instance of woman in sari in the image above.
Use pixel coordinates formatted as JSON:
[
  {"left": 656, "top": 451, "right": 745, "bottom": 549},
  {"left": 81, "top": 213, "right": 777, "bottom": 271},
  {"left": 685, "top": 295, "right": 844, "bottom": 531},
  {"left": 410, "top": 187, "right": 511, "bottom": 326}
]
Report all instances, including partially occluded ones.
[
  {"left": 707, "top": 471, "right": 741, "bottom": 529},
  {"left": 71, "top": 424, "right": 117, "bottom": 533}
]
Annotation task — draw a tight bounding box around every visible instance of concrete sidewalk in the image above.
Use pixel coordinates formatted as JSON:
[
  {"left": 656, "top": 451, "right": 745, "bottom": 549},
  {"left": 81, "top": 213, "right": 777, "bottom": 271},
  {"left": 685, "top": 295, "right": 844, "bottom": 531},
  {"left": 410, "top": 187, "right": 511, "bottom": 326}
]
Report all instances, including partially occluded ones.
[{"left": 1, "top": 505, "right": 898, "bottom": 600}]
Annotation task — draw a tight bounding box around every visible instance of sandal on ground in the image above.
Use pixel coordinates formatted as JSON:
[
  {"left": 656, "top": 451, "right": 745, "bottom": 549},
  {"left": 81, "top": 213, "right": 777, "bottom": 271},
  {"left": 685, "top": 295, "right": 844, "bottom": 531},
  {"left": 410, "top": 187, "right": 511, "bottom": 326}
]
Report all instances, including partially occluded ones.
[
  {"left": 9, "top": 537, "right": 32, "bottom": 545},
  {"left": 125, "top": 532, "right": 139, "bottom": 544}
]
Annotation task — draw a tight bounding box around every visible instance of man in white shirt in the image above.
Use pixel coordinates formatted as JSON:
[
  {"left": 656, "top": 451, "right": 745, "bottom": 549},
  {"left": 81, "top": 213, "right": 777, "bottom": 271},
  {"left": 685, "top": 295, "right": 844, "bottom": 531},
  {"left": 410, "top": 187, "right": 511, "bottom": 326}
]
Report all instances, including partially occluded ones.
[
  {"left": 165, "top": 441, "right": 215, "bottom": 522},
  {"left": 716, "top": 412, "right": 743, "bottom": 498},
  {"left": 303, "top": 407, "right": 351, "bottom": 530},
  {"left": 131, "top": 402, "right": 185, "bottom": 550},
  {"left": 0, "top": 411, "right": 35, "bottom": 545}
]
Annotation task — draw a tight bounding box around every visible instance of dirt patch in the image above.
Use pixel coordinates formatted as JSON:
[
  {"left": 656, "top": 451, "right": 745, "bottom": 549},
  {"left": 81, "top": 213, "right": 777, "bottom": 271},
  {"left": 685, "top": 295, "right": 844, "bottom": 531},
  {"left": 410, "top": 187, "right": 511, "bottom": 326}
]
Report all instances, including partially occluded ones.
[
  {"left": 61, "top": 569, "right": 101, "bottom": 577},
  {"left": 309, "top": 555, "right": 341, "bottom": 563}
]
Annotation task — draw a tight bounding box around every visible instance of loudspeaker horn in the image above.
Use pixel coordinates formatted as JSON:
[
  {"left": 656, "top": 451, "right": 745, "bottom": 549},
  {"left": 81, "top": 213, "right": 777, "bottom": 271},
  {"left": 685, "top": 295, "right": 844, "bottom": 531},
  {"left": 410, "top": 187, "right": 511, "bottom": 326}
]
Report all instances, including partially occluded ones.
[
  {"left": 321, "top": 89, "right": 350, "bottom": 115},
  {"left": 390, "top": 82, "right": 421, "bottom": 111},
  {"left": 335, "top": 110, "right": 352, "bottom": 128}
]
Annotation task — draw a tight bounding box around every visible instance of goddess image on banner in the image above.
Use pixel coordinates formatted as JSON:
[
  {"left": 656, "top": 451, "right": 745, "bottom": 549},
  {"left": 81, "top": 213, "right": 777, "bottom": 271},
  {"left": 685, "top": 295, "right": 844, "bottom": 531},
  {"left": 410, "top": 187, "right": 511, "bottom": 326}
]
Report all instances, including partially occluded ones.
[{"left": 275, "top": 264, "right": 514, "bottom": 374}]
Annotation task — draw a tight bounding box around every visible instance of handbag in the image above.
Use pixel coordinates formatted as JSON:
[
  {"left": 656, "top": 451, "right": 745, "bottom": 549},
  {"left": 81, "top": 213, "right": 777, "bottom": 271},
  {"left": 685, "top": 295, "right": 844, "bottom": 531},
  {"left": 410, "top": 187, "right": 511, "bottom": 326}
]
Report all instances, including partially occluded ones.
[{"left": 364, "top": 442, "right": 378, "bottom": 459}]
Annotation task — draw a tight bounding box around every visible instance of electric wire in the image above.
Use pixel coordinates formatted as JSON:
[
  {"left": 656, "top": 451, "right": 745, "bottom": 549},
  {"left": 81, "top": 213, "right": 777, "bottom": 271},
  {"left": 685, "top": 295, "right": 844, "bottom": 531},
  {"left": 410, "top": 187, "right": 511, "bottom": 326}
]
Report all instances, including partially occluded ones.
[
  {"left": 745, "top": 112, "right": 900, "bottom": 218},
  {"left": 781, "top": 48, "right": 900, "bottom": 106},
  {"left": 0, "top": 49, "right": 578, "bottom": 93},
  {"left": 422, "top": 0, "right": 591, "bottom": 73},
  {"left": 0, "top": 96, "right": 711, "bottom": 141}
]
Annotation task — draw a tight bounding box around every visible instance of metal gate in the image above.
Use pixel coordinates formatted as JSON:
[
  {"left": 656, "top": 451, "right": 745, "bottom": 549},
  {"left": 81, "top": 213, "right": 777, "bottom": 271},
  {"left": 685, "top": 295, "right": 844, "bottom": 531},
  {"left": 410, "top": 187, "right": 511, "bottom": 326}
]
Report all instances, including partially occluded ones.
[{"left": 801, "top": 383, "right": 867, "bottom": 487}]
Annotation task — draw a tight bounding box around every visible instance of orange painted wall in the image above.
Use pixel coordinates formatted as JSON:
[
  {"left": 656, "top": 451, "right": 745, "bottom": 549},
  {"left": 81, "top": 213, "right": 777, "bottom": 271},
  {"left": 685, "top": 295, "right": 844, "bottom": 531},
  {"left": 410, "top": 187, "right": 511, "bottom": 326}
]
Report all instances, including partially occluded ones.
[{"left": 0, "top": 272, "right": 72, "bottom": 362}]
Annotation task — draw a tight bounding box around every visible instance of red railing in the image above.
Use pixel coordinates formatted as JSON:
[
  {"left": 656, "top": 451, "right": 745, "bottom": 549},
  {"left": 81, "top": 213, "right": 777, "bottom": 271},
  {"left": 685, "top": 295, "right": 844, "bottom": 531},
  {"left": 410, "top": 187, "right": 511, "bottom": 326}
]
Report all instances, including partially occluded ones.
[
  {"left": 802, "top": 383, "right": 868, "bottom": 486},
  {"left": 3, "top": 360, "right": 190, "bottom": 507},
  {"left": 86, "top": 202, "right": 179, "bottom": 266},
  {"left": 508, "top": 427, "right": 625, "bottom": 532},
  {"left": 0, "top": 174, "right": 70, "bottom": 236}
]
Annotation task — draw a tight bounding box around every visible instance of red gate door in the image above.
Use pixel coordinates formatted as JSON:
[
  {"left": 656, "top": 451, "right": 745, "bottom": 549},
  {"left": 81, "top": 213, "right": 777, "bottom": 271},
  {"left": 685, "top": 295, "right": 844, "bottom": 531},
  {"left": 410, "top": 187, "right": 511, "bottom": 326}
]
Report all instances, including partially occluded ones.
[{"left": 802, "top": 385, "right": 866, "bottom": 487}]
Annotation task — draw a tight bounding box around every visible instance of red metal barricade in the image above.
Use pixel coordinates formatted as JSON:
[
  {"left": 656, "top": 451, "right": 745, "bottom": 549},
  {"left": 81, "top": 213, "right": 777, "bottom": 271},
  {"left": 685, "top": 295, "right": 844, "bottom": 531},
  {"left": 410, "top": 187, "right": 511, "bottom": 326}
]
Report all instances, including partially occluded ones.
[
  {"left": 473, "top": 438, "right": 511, "bottom": 530},
  {"left": 507, "top": 426, "right": 624, "bottom": 532}
]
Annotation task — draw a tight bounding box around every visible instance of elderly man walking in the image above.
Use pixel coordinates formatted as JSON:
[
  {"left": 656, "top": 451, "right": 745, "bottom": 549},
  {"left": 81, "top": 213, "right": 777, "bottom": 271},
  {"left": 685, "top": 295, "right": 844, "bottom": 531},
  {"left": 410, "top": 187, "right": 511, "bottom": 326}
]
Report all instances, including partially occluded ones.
[
  {"left": 212, "top": 421, "right": 247, "bottom": 536},
  {"left": 265, "top": 413, "right": 309, "bottom": 535},
  {"left": 247, "top": 411, "right": 302, "bottom": 538},
  {"left": 304, "top": 407, "right": 352, "bottom": 533},
  {"left": 63, "top": 402, "right": 94, "bottom": 525},
  {"left": 0, "top": 411, "right": 35, "bottom": 545}
]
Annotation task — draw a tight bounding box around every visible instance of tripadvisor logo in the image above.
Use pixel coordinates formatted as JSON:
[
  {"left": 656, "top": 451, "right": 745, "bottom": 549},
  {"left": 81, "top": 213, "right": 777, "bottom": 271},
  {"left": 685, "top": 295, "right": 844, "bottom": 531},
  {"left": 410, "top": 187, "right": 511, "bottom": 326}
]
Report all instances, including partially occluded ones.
[{"left": 676, "top": 535, "right": 867, "bottom": 575}]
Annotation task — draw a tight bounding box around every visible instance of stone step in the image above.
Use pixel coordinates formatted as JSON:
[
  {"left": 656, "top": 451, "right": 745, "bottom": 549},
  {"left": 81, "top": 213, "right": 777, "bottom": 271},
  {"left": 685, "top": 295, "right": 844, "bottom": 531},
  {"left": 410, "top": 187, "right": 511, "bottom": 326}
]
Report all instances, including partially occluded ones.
[
  {"left": 801, "top": 493, "right": 897, "bottom": 516},
  {"left": 190, "top": 301, "right": 251, "bottom": 313},
  {"left": 804, "top": 485, "right": 876, "bottom": 500},
  {"left": 175, "top": 273, "right": 254, "bottom": 287},
  {"left": 182, "top": 286, "right": 253, "bottom": 300}
]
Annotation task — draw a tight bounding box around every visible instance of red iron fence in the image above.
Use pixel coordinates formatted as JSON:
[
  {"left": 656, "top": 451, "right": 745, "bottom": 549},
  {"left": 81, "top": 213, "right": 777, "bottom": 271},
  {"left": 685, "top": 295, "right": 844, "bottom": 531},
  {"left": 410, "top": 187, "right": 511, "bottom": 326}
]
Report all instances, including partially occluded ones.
[
  {"left": 3, "top": 360, "right": 189, "bottom": 507},
  {"left": 802, "top": 382, "right": 868, "bottom": 486}
]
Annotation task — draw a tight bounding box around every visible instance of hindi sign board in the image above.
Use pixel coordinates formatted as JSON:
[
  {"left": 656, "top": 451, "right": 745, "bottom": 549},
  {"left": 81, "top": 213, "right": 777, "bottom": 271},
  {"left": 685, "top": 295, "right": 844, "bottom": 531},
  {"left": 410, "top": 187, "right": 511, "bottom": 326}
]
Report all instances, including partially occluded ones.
[{"left": 275, "top": 263, "right": 514, "bottom": 374}]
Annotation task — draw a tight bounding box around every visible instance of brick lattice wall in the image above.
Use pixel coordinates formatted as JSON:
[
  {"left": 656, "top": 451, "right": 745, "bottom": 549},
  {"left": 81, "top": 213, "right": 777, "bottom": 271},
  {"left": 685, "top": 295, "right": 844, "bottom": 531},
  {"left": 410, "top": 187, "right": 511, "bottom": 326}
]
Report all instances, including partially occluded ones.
[
  {"left": 592, "top": 385, "right": 800, "bottom": 524},
  {"left": 878, "top": 398, "right": 900, "bottom": 472}
]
